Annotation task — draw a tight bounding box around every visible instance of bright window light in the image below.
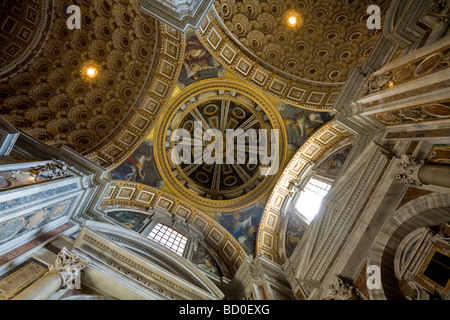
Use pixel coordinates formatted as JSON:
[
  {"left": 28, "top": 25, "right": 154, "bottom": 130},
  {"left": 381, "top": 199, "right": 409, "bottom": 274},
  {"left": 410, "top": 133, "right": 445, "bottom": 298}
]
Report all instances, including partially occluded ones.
[
  {"left": 295, "top": 178, "right": 331, "bottom": 223},
  {"left": 148, "top": 223, "right": 187, "bottom": 256}
]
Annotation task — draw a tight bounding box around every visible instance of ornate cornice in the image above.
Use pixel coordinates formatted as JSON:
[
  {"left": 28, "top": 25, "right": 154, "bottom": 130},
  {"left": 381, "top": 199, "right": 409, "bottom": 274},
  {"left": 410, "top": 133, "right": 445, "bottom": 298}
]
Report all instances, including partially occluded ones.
[
  {"left": 140, "top": 0, "right": 215, "bottom": 33},
  {"left": 195, "top": 10, "right": 340, "bottom": 111}
]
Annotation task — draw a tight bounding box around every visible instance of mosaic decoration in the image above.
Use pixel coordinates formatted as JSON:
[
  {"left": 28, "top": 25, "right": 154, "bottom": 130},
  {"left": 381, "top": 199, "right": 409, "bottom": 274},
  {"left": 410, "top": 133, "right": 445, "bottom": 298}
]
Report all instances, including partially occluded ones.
[
  {"left": 218, "top": 202, "right": 264, "bottom": 256},
  {"left": 0, "top": 197, "right": 76, "bottom": 244},
  {"left": 0, "top": 183, "right": 77, "bottom": 212},
  {"left": 106, "top": 210, "right": 149, "bottom": 232},
  {"left": 278, "top": 103, "right": 333, "bottom": 151},
  {"left": 178, "top": 31, "right": 226, "bottom": 89},
  {"left": 110, "top": 139, "right": 165, "bottom": 190},
  {"left": 284, "top": 215, "right": 306, "bottom": 258},
  {"left": 316, "top": 144, "right": 353, "bottom": 178}
]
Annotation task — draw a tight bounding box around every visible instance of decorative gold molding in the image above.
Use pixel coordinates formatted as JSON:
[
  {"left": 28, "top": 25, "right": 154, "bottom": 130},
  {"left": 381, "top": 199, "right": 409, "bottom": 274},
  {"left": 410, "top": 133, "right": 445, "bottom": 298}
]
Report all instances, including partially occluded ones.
[
  {"left": 255, "top": 121, "right": 354, "bottom": 263},
  {"left": 153, "top": 78, "right": 288, "bottom": 212},
  {"left": 195, "top": 9, "right": 347, "bottom": 111}
]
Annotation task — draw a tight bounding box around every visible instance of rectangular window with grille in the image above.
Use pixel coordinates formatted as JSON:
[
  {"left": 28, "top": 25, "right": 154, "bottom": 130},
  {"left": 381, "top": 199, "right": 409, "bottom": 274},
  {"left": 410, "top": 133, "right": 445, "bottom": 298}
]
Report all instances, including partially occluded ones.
[{"left": 148, "top": 223, "right": 188, "bottom": 256}]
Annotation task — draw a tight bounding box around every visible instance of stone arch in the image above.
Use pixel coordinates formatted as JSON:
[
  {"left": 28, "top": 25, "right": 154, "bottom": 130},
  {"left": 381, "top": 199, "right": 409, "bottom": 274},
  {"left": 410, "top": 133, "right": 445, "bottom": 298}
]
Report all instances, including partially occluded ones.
[
  {"left": 367, "top": 192, "right": 450, "bottom": 300},
  {"left": 255, "top": 121, "right": 354, "bottom": 263},
  {"left": 100, "top": 180, "right": 248, "bottom": 276}
]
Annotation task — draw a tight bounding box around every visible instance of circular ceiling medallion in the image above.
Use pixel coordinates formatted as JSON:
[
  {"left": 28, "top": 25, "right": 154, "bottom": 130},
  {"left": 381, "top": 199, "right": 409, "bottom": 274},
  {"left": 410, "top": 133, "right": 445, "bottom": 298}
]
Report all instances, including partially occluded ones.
[
  {"left": 423, "top": 104, "right": 450, "bottom": 118},
  {"left": 154, "top": 79, "right": 287, "bottom": 212}
]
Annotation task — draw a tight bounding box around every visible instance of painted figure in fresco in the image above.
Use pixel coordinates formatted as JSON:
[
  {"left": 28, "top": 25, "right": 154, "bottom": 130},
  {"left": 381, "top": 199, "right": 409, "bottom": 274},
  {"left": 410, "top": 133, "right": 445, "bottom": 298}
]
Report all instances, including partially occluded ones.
[
  {"left": 219, "top": 207, "right": 263, "bottom": 255},
  {"left": 318, "top": 146, "right": 352, "bottom": 176},
  {"left": 325, "top": 152, "right": 347, "bottom": 172},
  {"left": 197, "top": 257, "right": 221, "bottom": 276},
  {"left": 108, "top": 211, "right": 146, "bottom": 232},
  {"left": 183, "top": 35, "right": 215, "bottom": 80},
  {"left": 285, "top": 217, "right": 306, "bottom": 258},
  {"left": 231, "top": 212, "right": 257, "bottom": 254},
  {"left": 281, "top": 105, "right": 332, "bottom": 149},
  {"left": 111, "top": 141, "right": 164, "bottom": 189},
  {"left": 178, "top": 34, "right": 224, "bottom": 88},
  {"left": 110, "top": 156, "right": 139, "bottom": 181},
  {"left": 285, "top": 229, "right": 302, "bottom": 257},
  {"left": 191, "top": 245, "right": 222, "bottom": 277}
]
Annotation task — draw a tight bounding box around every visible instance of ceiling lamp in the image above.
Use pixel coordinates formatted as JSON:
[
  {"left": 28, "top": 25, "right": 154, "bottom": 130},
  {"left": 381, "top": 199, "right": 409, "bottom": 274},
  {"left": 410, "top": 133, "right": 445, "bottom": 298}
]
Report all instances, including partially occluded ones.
[
  {"left": 285, "top": 10, "right": 302, "bottom": 28},
  {"left": 82, "top": 62, "right": 99, "bottom": 79}
]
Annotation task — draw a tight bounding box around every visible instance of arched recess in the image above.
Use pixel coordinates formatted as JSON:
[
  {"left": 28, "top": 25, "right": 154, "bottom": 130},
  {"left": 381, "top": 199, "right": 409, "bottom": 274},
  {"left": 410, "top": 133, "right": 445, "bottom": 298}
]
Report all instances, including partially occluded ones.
[
  {"left": 256, "top": 121, "right": 354, "bottom": 263},
  {"left": 75, "top": 220, "right": 225, "bottom": 300},
  {"left": 367, "top": 192, "right": 450, "bottom": 300},
  {"left": 100, "top": 180, "right": 248, "bottom": 276}
]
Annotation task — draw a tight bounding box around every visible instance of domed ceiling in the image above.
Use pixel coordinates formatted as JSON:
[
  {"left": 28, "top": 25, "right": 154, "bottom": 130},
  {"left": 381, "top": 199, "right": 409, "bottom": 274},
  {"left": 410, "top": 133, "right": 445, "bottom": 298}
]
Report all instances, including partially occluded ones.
[
  {"left": 153, "top": 79, "right": 287, "bottom": 212},
  {"left": 0, "top": 0, "right": 393, "bottom": 260},
  {"left": 169, "top": 99, "right": 267, "bottom": 199},
  {"left": 0, "top": 0, "right": 162, "bottom": 156},
  {"left": 196, "top": 0, "right": 391, "bottom": 110},
  {"left": 215, "top": 0, "right": 390, "bottom": 83}
]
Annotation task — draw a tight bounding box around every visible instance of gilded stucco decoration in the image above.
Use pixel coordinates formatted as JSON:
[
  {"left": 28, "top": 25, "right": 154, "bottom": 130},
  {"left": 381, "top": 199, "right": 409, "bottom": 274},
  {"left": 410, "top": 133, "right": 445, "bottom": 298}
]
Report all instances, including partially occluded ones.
[
  {"left": 0, "top": 0, "right": 184, "bottom": 169},
  {"left": 196, "top": 0, "right": 391, "bottom": 110},
  {"left": 359, "top": 42, "right": 450, "bottom": 126}
]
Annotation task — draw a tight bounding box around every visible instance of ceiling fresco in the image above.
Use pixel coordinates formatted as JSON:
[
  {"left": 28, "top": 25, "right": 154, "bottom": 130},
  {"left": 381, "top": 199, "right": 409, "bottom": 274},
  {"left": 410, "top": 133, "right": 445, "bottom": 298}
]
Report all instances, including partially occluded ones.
[{"left": 1, "top": 0, "right": 385, "bottom": 260}]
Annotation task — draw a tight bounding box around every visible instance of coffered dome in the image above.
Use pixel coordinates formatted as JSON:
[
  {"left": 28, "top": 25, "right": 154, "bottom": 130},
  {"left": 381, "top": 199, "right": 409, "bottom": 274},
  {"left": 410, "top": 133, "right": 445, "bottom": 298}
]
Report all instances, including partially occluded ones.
[
  {"left": 215, "top": 0, "right": 391, "bottom": 83},
  {"left": 0, "top": 0, "right": 160, "bottom": 155}
]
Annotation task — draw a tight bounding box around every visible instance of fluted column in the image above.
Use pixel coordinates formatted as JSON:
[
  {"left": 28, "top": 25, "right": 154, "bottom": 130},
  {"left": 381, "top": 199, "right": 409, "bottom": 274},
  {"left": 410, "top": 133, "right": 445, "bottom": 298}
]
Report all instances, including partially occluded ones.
[
  {"left": 394, "top": 154, "right": 450, "bottom": 188},
  {"left": 13, "top": 247, "right": 89, "bottom": 300}
]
